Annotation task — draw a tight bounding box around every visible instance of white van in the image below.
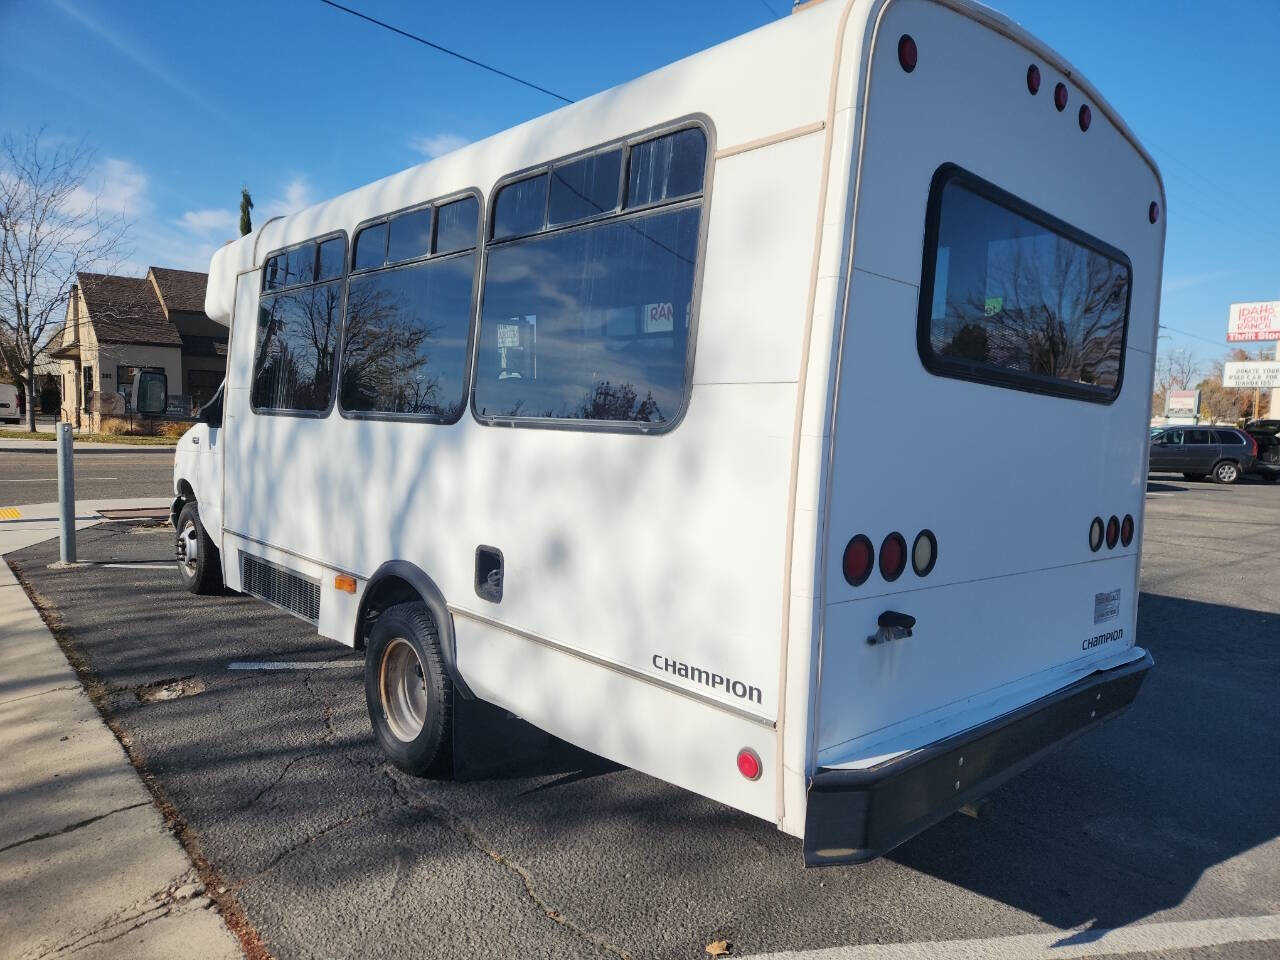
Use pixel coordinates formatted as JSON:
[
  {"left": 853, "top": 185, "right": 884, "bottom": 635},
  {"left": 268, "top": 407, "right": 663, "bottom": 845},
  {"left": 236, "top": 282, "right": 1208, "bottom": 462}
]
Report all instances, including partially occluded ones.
[
  {"left": 0, "top": 383, "right": 22, "bottom": 424},
  {"left": 173, "top": 0, "right": 1163, "bottom": 864}
]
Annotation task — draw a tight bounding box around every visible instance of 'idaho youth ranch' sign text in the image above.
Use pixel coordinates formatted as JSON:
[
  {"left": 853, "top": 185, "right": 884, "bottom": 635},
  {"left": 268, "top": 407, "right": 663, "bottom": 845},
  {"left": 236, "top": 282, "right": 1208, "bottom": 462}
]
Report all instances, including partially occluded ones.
[{"left": 1227, "top": 301, "right": 1280, "bottom": 342}]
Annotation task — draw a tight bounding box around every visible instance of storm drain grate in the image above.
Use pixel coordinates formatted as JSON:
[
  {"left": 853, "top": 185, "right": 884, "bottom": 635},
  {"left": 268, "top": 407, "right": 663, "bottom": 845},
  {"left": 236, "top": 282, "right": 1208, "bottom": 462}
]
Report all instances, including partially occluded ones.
[{"left": 240, "top": 553, "right": 320, "bottom": 623}]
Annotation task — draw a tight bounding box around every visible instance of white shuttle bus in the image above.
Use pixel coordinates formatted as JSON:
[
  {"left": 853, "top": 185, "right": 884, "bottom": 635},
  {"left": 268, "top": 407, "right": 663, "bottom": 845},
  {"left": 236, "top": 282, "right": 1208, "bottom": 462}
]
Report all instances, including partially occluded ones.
[{"left": 173, "top": 0, "right": 1163, "bottom": 864}]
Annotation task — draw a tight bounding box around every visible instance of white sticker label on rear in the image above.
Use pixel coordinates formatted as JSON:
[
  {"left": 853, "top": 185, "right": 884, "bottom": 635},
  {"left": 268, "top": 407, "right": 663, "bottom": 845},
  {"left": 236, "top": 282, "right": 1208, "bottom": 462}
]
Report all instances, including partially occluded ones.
[{"left": 1094, "top": 588, "right": 1121, "bottom": 624}]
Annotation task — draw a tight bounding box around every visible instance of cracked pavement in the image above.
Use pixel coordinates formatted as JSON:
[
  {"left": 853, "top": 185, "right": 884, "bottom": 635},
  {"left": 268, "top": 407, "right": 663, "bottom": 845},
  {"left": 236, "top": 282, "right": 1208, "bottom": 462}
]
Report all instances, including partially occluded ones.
[{"left": 6, "top": 482, "right": 1280, "bottom": 959}]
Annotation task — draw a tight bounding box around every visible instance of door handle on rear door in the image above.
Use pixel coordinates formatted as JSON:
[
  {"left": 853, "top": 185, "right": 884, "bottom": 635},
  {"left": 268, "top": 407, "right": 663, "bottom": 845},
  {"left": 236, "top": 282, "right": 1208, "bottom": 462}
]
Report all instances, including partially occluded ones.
[{"left": 868, "top": 611, "right": 916, "bottom": 646}]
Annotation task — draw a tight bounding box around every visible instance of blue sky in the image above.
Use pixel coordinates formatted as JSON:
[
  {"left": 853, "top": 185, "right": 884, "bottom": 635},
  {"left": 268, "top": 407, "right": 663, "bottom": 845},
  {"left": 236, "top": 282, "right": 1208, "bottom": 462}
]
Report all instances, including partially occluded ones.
[{"left": 2, "top": 0, "right": 1276, "bottom": 365}]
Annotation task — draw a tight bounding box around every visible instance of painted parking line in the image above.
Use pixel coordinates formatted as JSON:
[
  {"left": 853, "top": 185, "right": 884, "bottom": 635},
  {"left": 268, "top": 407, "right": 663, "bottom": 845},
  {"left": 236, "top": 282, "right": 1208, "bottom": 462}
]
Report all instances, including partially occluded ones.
[
  {"left": 228, "top": 660, "right": 363, "bottom": 671},
  {"left": 0, "top": 477, "right": 118, "bottom": 482},
  {"left": 748, "top": 914, "right": 1280, "bottom": 960},
  {"left": 99, "top": 562, "right": 175, "bottom": 570}
]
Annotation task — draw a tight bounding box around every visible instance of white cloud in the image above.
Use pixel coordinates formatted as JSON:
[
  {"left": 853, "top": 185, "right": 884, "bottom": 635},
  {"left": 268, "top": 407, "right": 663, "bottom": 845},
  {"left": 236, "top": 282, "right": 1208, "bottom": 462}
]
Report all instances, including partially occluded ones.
[
  {"left": 260, "top": 176, "right": 313, "bottom": 219},
  {"left": 409, "top": 133, "right": 469, "bottom": 159},
  {"left": 178, "top": 208, "right": 237, "bottom": 233},
  {"left": 66, "top": 157, "right": 148, "bottom": 218}
]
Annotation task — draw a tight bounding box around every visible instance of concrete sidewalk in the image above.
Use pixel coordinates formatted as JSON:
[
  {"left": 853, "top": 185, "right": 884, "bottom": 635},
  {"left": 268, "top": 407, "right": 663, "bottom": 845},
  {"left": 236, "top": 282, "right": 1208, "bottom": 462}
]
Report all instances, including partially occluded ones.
[
  {"left": 1, "top": 501, "right": 241, "bottom": 959},
  {"left": 0, "top": 437, "right": 176, "bottom": 453}
]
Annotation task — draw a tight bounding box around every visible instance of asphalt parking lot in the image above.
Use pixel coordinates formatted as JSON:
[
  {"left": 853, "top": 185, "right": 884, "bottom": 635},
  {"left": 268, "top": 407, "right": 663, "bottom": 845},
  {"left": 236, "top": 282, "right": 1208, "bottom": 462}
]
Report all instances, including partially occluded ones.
[
  {"left": 6, "top": 478, "right": 1279, "bottom": 960},
  {"left": 0, "top": 447, "right": 173, "bottom": 506}
]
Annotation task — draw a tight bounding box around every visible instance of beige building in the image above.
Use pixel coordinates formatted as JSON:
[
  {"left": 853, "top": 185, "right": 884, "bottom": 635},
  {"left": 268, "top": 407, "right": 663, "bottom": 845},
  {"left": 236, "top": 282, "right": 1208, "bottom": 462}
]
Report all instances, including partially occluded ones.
[{"left": 48, "top": 267, "right": 227, "bottom": 429}]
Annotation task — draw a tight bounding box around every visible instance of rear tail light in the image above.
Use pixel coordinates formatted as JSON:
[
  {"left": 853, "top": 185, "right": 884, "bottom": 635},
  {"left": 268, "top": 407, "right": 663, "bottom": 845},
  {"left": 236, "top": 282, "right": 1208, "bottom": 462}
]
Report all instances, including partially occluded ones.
[
  {"left": 911, "top": 530, "right": 937, "bottom": 577},
  {"left": 842, "top": 535, "right": 874, "bottom": 586},
  {"left": 1089, "top": 517, "right": 1104, "bottom": 552},
  {"left": 1247, "top": 433, "right": 1259, "bottom": 457},
  {"left": 737, "top": 747, "right": 762, "bottom": 781},
  {"left": 1054, "top": 82, "right": 1069, "bottom": 111},
  {"left": 1106, "top": 516, "right": 1120, "bottom": 549},
  {"left": 898, "top": 34, "right": 917, "bottom": 73},
  {"left": 879, "top": 532, "right": 907, "bottom": 582},
  {"left": 1120, "top": 514, "right": 1134, "bottom": 547},
  {"left": 1026, "top": 64, "right": 1041, "bottom": 94}
]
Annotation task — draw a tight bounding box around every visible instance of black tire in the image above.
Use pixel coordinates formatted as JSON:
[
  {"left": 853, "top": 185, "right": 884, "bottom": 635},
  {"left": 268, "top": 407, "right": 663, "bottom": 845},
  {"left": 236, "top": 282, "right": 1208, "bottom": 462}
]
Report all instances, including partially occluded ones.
[
  {"left": 1182, "top": 472, "right": 1206, "bottom": 481},
  {"left": 175, "top": 501, "right": 223, "bottom": 594},
  {"left": 364, "top": 601, "right": 453, "bottom": 778},
  {"left": 1212, "top": 460, "right": 1241, "bottom": 485}
]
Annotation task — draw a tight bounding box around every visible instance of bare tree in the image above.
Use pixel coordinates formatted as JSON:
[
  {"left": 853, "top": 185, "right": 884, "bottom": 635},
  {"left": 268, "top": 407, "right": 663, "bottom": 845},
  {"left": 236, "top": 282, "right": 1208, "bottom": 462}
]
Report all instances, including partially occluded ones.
[{"left": 0, "top": 131, "right": 129, "bottom": 430}]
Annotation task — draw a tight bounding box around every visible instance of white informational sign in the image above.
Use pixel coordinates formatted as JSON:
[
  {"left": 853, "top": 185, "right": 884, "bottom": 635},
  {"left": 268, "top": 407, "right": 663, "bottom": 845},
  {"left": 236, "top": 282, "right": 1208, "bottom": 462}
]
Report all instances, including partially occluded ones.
[
  {"left": 1227, "top": 301, "right": 1280, "bottom": 342},
  {"left": 1223, "top": 361, "right": 1280, "bottom": 389},
  {"left": 643, "top": 302, "right": 674, "bottom": 333},
  {"left": 1165, "top": 389, "right": 1199, "bottom": 418}
]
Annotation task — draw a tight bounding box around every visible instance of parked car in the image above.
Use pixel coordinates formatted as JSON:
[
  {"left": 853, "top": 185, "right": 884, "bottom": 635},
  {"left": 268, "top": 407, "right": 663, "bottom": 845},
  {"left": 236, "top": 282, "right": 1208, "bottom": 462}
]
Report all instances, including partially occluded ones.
[
  {"left": 1149, "top": 426, "right": 1257, "bottom": 484},
  {"left": 0, "top": 383, "right": 21, "bottom": 425},
  {"left": 1243, "top": 420, "right": 1280, "bottom": 482}
]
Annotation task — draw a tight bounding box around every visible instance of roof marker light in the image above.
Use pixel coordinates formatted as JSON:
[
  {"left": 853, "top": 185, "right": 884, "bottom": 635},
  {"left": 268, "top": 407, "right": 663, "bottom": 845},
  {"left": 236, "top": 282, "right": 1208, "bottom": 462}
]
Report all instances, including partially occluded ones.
[
  {"left": 1078, "top": 104, "right": 1092, "bottom": 131},
  {"left": 1106, "top": 515, "right": 1120, "bottom": 550},
  {"left": 1089, "top": 517, "right": 1104, "bottom": 552},
  {"left": 1149, "top": 201, "right": 1160, "bottom": 224},
  {"left": 1027, "top": 64, "right": 1041, "bottom": 94},
  {"left": 737, "top": 747, "right": 762, "bottom": 781},
  {"left": 1121, "top": 515, "right": 1134, "bottom": 547},
  {"left": 912, "top": 530, "right": 937, "bottom": 577},
  {"left": 880, "top": 532, "right": 907, "bottom": 582},
  {"left": 898, "top": 34, "right": 917, "bottom": 73},
  {"left": 1054, "top": 82, "right": 1069, "bottom": 112}
]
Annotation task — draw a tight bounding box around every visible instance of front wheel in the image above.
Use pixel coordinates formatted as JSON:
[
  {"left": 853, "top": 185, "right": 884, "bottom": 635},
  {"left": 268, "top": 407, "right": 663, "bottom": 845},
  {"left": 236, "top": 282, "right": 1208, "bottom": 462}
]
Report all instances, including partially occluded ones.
[
  {"left": 364, "top": 602, "right": 453, "bottom": 778},
  {"left": 175, "top": 501, "right": 223, "bottom": 594},
  {"left": 1213, "top": 460, "right": 1241, "bottom": 485}
]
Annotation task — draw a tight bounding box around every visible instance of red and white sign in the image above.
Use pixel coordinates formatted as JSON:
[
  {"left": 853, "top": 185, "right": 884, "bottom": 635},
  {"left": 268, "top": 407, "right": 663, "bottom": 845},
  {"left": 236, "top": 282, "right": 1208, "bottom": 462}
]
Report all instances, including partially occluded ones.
[{"left": 1227, "top": 301, "right": 1280, "bottom": 342}]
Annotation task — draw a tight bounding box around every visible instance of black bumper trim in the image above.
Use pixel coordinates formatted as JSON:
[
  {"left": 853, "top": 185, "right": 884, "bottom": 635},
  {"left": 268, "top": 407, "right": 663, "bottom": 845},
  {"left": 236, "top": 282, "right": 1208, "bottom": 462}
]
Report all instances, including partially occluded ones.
[{"left": 803, "top": 650, "right": 1154, "bottom": 866}]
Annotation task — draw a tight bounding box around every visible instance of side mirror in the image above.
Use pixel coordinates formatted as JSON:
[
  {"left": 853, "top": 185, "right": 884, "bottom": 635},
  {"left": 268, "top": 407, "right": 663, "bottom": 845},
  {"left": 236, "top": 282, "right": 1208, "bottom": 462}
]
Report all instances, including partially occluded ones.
[{"left": 135, "top": 370, "right": 168, "bottom": 416}]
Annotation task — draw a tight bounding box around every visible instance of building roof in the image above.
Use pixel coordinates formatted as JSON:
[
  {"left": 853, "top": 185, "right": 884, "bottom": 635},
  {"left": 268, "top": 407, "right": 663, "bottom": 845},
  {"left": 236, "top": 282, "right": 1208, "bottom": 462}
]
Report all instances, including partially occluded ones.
[
  {"left": 77, "top": 272, "right": 183, "bottom": 347},
  {"left": 149, "top": 267, "right": 208, "bottom": 316}
]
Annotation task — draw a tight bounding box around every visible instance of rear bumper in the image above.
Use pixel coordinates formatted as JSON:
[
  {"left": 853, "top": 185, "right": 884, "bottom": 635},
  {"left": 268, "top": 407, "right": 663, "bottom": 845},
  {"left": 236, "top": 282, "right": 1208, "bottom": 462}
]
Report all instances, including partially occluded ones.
[{"left": 803, "top": 650, "right": 1153, "bottom": 866}]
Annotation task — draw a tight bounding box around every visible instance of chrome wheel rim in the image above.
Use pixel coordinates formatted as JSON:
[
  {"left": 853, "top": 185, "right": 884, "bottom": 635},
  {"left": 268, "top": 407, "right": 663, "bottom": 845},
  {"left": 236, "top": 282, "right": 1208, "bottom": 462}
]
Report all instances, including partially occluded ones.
[
  {"left": 380, "top": 637, "right": 428, "bottom": 743},
  {"left": 176, "top": 521, "right": 199, "bottom": 578}
]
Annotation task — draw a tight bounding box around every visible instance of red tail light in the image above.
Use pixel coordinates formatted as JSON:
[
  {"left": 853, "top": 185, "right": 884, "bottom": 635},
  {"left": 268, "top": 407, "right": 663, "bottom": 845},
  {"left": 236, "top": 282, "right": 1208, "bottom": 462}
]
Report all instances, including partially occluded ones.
[
  {"left": 1120, "top": 514, "right": 1134, "bottom": 547},
  {"left": 879, "top": 532, "right": 907, "bottom": 582},
  {"left": 737, "top": 748, "right": 762, "bottom": 781},
  {"left": 1247, "top": 433, "right": 1259, "bottom": 457},
  {"left": 843, "top": 535, "right": 874, "bottom": 587},
  {"left": 1106, "top": 516, "right": 1120, "bottom": 549}
]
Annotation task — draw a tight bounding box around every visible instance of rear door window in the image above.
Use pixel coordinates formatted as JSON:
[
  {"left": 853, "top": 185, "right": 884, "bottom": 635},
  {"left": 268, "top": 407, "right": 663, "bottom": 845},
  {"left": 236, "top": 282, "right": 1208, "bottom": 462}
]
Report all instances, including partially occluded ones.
[
  {"left": 919, "top": 165, "right": 1132, "bottom": 403},
  {"left": 1185, "top": 429, "right": 1213, "bottom": 445},
  {"left": 1214, "top": 429, "right": 1244, "bottom": 445}
]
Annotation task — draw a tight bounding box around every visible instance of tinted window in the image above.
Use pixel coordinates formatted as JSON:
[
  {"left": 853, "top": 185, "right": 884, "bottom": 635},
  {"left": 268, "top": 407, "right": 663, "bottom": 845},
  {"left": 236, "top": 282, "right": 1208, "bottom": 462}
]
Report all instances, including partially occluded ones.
[
  {"left": 317, "top": 236, "right": 345, "bottom": 281},
  {"left": 284, "top": 243, "right": 316, "bottom": 287},
  {"left": 252, "top": 281, "right": 343, "bottom": 412},
  {"left": 264, "top": 255, "right": 283, "bottom": 290},
  {"left": 921, "top": 168, "right": 1130, "bottom": 402},
  {"left": 340, "top": 254, "right": 475, "bottom": 419},
  {"left": 1185, "top": 429, "right": 1213, "bottom": 445},
  {"left": 549, "top": 149, "right": 622, "bottom": 225},
  {"left": 626, "top": 128, "right": 707, "bottom": 208},
  {"left": 1215, "top": 429, "right": 1244, "bottom": 445},
  {"left": 435, "top": 196, "right": 479, "bottom": 254},
  {"left": 492, "top": 174, "right": 547, "bottom": 240},
  {"left": 354, "top": 221, "right": 388, "bottom": 271},
  {"left": 388, "top": 207, "right": 433, "bottom": 264},
  {"left": 1163, "top": 429, "right": 1184, "bottom": 444},
  {"left": 474, "top": 206, "right": 700, "bottom": 424}
]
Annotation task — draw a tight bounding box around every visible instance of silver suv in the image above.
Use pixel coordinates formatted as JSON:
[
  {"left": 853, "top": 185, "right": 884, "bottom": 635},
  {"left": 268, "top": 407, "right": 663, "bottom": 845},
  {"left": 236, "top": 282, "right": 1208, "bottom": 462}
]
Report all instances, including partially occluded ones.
[{"left": 1149, "top": 426, "right": 1258, "bottom": 484}]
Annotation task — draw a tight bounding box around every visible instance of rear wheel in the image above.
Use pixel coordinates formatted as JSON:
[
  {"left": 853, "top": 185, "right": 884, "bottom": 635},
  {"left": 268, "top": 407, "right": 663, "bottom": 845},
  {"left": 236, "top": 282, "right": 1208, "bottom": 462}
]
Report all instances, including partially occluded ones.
[
  {"left": 1213, "top": 460, "right": 1241, "bottom": 484},
  {"left": 175, "top": 501, "right": 223, "bottom": 594},
  {"left": 1182, "top": 472, "right": 1206, "bottom": 481},
  {"left": 364, "top": 602, "right": 453, "bottom": 777}
]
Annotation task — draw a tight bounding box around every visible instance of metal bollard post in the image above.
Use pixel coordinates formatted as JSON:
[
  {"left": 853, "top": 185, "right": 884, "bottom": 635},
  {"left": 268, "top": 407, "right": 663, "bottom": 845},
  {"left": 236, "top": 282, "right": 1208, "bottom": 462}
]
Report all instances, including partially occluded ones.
[{"left": 57, "top": 422, "right": 76, "bottom": 564}]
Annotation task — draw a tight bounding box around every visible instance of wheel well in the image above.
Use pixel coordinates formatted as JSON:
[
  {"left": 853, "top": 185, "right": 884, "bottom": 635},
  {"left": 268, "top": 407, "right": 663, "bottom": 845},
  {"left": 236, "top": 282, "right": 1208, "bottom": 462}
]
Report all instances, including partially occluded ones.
[{"left": 355, "top": 575, "right": 424, "bottom": 652}]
